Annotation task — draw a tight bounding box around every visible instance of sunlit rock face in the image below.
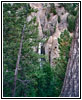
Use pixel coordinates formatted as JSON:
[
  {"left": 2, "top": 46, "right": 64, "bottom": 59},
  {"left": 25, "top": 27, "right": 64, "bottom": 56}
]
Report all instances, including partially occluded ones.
[
  {"left": 55, "top": 3, "right": 69, "bottom": 32},
  {"left": 28, "top": 3, "right": 70, "bottom": 66}
]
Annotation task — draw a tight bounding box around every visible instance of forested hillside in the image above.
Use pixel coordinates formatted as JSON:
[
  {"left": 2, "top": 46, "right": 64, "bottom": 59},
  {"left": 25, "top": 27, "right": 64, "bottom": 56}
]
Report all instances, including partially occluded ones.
[{"left": 3, "top": 3, "right": 79, "bottom": 97}]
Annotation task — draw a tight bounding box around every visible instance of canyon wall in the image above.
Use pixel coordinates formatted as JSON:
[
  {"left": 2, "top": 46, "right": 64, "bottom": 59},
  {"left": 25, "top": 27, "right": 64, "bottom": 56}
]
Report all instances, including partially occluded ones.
[{"left": 28, "top": 3, "right": 71, "bottom": 66}]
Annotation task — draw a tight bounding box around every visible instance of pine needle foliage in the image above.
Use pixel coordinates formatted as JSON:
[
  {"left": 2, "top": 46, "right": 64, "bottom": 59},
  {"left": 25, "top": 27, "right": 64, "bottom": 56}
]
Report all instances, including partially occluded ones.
[{"left": 53, "top": 30, "right": 72, "bottom": 96}]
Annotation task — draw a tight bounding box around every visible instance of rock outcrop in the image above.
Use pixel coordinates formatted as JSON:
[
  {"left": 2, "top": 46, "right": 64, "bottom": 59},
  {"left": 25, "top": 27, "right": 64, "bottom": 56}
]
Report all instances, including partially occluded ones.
[{"left": 28, "top": 3, "right": 69, "bottom": 66}]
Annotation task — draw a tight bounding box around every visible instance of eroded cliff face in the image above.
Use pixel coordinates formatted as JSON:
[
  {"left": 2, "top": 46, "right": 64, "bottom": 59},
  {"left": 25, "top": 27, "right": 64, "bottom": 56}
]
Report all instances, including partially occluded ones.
[{"left": 27, "top": 3, "right": 72, "bottom": 66}]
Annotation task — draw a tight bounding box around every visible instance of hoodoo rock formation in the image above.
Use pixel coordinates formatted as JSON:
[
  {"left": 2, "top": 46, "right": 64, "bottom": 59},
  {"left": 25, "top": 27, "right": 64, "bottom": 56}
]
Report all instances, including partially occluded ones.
[{"left": 29, "top": 3, "right": 70, "bottom": 66}]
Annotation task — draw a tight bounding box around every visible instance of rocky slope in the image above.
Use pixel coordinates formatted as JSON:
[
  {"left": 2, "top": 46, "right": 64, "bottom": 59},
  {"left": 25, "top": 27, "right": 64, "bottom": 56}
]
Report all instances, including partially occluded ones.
[{"left": 27, "top": 3, "right": 72, "bottom": 66}]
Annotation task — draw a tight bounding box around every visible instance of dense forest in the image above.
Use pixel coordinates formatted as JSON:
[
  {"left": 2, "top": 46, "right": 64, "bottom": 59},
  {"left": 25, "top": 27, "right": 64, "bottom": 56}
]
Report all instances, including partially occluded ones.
[{"left": 3, "top": 3, "right": 79, "bottom": 97}]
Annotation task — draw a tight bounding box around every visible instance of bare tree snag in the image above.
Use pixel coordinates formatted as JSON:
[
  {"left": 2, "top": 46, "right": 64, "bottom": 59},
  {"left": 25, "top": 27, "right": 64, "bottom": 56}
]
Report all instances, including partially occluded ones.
[
  {"left": 60, "top": 16, "right": 79, "bottom": 97},
  {"left": 12, "top": 24, "right": 26, "bottom": 97}
]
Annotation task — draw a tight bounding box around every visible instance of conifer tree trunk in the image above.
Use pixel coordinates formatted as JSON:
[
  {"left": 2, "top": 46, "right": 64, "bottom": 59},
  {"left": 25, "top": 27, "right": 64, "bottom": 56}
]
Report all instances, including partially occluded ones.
[
  {"left": 12, "top": 24, "right": 26, "bottom": 97},
  {"left": 60, "top": 16, "right": 79, "bottom": 97}
]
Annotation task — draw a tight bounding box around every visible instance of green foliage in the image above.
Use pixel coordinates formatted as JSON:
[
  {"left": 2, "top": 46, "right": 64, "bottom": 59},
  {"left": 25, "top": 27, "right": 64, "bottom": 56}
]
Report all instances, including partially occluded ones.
[
  {"left": 50, "top": 3, "right": 57, "bottom": 15},
  {"left": 34, "top": 63, "right": 56, "bottom": 97},
  {"left": 3, "top": 71, "right": 14, "bottom": 97},
  {"left": 3, "top": 3, "right": 73, "bottom": 97},
  {"left": 58, "top": 16, "right": 61, "bottom": 23},
  {"left": 47, "top": 13, "right": 50, "bottom": 20},
  {"left": 53, "top": 10, "right": 57, "bottom": 15},
  {"left": 67, "top": 15, "right": 75, "bottom": 32},
  {"left": 53, "top": 30, "right": 72, "bottom": 96},
  {"left": 3, "top": 3, "right": 56, "bottom": 97},
  {"left": 62, "top": 3, "right": 78, "bottom": 32},
  {"left": 58, "top": 30, "right": 72, "bottom": 57},
  {"left": 3, "top": 3, "right": 39, "bottom": 97},
  {"left": 43, "top": 30, "right": 50, "bottom": 37},
  {"left": 60, "top": 3, "right": 78, "bottom": 16}
]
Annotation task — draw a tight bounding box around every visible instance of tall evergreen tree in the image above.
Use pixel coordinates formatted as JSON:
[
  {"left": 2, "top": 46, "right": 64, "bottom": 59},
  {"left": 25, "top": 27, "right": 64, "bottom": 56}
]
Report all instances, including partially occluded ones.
[
  {"left": 60, "top": 15, "right": 79, "bottom": 97},
  {"left": 3, "top": 3, "right": 40, "bottom": 97}
]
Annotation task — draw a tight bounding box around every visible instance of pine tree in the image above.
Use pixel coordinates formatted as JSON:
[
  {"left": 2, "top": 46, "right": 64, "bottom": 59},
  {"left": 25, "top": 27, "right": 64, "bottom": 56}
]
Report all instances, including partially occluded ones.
[
  {"left": 53, "top": 30, "right": 72, "bottom": 96},
  {"left": 3, "top": 3, "right": 55, "bottom": 97},
  {"left": 3, "top": 3, "right": 78, "bottom": 97},
  {"left": 60, "top": 15, "right": 79, "bottom": 97},
  {"left": 3, "top": 3, "right": 40, "bottom": 97}
]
